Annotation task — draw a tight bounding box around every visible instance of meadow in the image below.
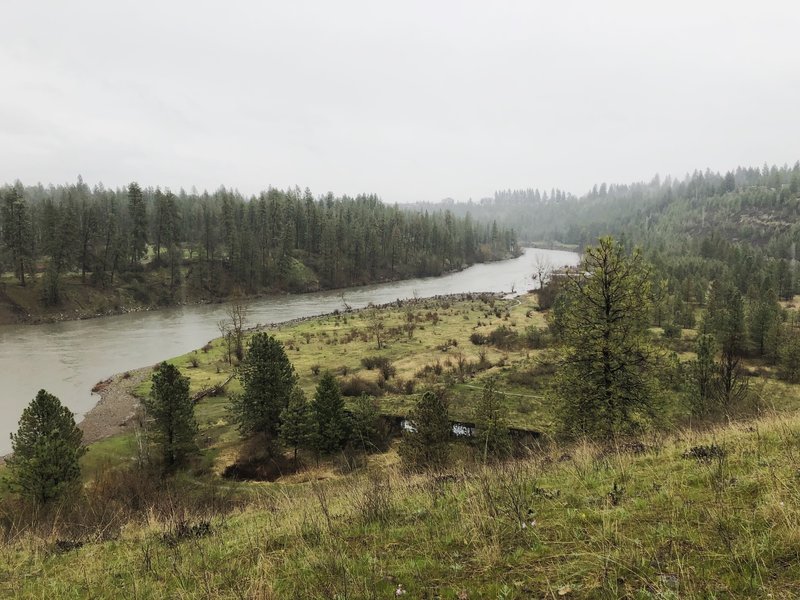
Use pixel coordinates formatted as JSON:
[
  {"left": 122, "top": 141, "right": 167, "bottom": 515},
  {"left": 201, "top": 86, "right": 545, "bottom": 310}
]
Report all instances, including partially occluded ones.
[{"left": 4, "top": 293, "right": 800, "bottom": 598}]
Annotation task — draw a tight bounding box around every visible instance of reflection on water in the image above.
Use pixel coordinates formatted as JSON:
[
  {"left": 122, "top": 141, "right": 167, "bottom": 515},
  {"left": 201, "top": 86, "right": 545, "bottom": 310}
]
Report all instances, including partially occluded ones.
[{"left": 0, "top": 248, "right": 578, "bottom": 453}]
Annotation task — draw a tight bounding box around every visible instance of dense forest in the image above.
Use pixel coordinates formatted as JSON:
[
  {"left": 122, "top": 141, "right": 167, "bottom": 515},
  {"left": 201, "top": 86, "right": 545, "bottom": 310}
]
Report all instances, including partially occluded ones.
[
  {"left": 0, "top": 179, "right": 517, "bottom": 320},
  {"left": 409, "top": 162, "right": 800, "bottom": 253},
  {"left": 417, "top": 162, "right": 800, "bottom": 345}
]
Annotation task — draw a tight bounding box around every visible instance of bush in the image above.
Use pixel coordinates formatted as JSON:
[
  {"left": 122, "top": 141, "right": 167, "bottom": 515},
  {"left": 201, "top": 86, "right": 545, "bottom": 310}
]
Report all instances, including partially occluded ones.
[
  {"left": 361, "top": 356, "right": 390, "bottom": 370},
  {"left": 662, "top": 322, "right": 682, "bottom": 339},
  {"left": 340, "top": 375, "right": 384, "bottom": 397},
  {"left": 360, "top": 356, "right": 396, "bottom": 379},
  {"left": 523, "top": 326, "right": 549, "bottom": 349},
  {"left": 470, "top": 332, "right": 487, "bottom": 345},
  {"left": 437, "top": 338, "right": 459, "bottom": 351},
  {"left": 487, "top": 325, "right": 520, "bottom": 350}
]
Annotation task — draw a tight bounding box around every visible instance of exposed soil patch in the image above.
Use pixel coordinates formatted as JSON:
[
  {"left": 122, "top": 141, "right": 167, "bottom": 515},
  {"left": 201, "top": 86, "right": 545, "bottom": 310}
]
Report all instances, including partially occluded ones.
[{"left": 78, "top": 368, "right": 150, "bottom": 445}]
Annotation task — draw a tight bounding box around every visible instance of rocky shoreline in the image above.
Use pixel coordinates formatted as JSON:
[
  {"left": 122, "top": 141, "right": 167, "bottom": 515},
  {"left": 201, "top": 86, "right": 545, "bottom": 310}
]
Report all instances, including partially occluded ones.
[{"left": 78, "top": 368, "right": 150, "bottom": 445}]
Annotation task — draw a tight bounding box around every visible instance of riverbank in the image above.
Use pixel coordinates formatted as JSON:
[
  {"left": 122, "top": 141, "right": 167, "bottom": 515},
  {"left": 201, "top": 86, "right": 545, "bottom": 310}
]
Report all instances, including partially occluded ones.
[
  {"left": 78, "top": 368, "right": 150, "bottom": 446},
  {"left": 0, "top": 247, "right": 577, "bottom": 456},
  {"left": 0, "top": 253, "right": 520, "bottom": 327},
  {"left": 72, "top": 292, "right": 508, "bottom": 449}
]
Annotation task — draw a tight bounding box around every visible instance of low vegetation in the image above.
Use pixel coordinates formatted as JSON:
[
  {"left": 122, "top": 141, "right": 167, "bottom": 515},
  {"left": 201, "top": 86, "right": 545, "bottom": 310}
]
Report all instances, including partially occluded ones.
[{"left": 4, "top": 412, "right": 800, "bottom": 597}]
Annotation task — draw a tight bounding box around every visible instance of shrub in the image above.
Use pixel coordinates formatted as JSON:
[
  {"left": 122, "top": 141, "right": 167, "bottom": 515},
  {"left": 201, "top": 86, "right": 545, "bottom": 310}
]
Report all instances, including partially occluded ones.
[
  {"left": 523, "top": 326, "right": 549, "bottom": 349},
  {"left": 662, "top": 322, "right": 682, "bottom": 339},
  {"left": 360, "top": 356, "right": 396, "bottom": 380},
  {"left": 470, "top": 332, "right": 487, "bottom": 345},
  {"left": 437, "top": 338, "right": 459, "bottom": 351},
  {"left": 340, "top": 375, "right": 384, "bottom": 397},
  {"left": 487, "top": 325, "right": 520, "bottom": 350}
]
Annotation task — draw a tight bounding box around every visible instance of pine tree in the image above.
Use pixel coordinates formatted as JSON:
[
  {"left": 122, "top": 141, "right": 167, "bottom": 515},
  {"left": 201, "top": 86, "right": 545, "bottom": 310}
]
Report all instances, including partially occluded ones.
[
  {"left": 1, "top": 186, "right": 33, "bottom": 286},
  {"left": 707, "top": 280, "right": 749, "bottom": 410},
  {"left": 398, "top": 390, "right": 451, "bottom": 471},
  {"left": 279, "top": 387, "right": 314, "bottom": 461},
  {"left": 128, "top": 182, "right": 147, "bottom": 266},
  {"left": 473, "top": 377, "right": 511, "bottom": 461},
  {"left": 748, "top": 287, "right": 780, "bottom": 358},
  {"left": 230, "top": 333, "right": 297, "bottom": 439},
  {"left": 143, "top": 362, "right": 197, "bottom": 470},
  {"left": 310, "top": 372, "right": 349, "bottom": 454},
  {"left": 779, "top": 326, "right": 800, "bottom": 383},
  {"left": 689, "top": 334, "right": 719, "bottom": 417},
  {"left": 553, "top": 236, "right": 660, "bottom": 439},
  {"left": 349, "top": 393, "right": 386, "bottom": 453},
  {"left": 6, "top": 390, "right": 86, "bottom": 504}
]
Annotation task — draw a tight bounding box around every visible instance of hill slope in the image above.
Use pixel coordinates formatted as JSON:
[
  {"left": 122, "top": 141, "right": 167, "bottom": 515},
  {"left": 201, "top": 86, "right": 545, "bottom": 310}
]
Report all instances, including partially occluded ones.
[{"left": 3, "top": 412, "right": 800, "bottom": 598}]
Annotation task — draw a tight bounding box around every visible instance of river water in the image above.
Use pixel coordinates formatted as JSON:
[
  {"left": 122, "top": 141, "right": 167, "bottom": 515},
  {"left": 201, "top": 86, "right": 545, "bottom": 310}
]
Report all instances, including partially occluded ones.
[{"left": 0, "top": 247, "right": 578, "bottom": 453}]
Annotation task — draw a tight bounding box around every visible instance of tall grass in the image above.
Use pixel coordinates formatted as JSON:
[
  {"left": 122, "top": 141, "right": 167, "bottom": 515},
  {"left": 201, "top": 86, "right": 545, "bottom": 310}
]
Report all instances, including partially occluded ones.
[{"left": 4, "top": 412, "right": 800, "bottom": 597}]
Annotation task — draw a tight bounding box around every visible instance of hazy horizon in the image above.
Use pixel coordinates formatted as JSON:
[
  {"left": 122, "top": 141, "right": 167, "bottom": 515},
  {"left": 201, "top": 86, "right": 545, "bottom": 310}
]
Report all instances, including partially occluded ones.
[{"left": 3, "top": 1, "right": 799, "bottom": 203}]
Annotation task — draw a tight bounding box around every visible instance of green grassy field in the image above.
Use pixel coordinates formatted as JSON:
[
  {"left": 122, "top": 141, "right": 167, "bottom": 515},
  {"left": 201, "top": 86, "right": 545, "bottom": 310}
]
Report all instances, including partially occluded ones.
[
  {"left": 5, "top": 411, "right": 800, "bottom": 598},
  {"left": 5, "top": 294, "right": 800, "bottom": 598}
]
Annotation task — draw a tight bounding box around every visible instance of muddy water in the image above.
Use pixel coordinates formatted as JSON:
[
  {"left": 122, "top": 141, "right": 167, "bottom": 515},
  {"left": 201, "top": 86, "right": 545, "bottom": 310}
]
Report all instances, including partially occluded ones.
[{"left": 0, "top": 247, "right": 579, "bottom": 453}]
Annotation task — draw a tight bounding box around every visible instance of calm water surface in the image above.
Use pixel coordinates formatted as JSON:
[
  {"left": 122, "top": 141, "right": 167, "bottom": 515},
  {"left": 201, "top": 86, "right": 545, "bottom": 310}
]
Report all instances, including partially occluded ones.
[{"left": 0, "top": 247, "right": 578, "bottom": 453}]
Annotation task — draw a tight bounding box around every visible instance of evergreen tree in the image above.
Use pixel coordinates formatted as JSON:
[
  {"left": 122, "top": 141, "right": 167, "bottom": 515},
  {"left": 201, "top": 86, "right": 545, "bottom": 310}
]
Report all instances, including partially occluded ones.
[
  {"left": 310, "top": 372, "right": 349, "bottom": 454},
  {"left": 689, "top": 334, "right": 719, "bottom": 418},
  {"left": 553, "top": 237, "right": 660, "bottom": 439},
  {"left": 6, "top": 390, "right": 86, "bottom": 504},
  {"left": 279, "top": 387, "right": 314, "bottom": 461},
  {"left": 142, "top": 362, "right": 197, "bottom": 470},
  {"left": 230, "top": 333, "right": 297, "bottom": 439},
  {"left": 473, "top": 377, "right": 511, "bottom": 461},
  {"left": 1, "top": 186, "right": 32, "bottom": 286},
  {"left": 398, "top": 390, "right": 451, "bottom": 471},
  {"left": 748, "top": 287, "right": 780, "bottom": 358},
  {"left": 349, "top": 393, "right": 386, "bottom": 453},
  {"left": 128, "top": 182, "right": 147, "bottom": 266},
  {"left": 778, "top": 326, "right": 800, "bottom": 383},
  {"left": 707, "top": 280, "right": 749, "bottom": 410}
]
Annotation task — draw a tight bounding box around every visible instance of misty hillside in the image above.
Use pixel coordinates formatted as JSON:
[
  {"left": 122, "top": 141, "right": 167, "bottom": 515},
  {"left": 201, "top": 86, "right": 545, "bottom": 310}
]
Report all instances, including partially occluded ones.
[{"left": 409, "top": 163, "right": 800, "bottom": 256}]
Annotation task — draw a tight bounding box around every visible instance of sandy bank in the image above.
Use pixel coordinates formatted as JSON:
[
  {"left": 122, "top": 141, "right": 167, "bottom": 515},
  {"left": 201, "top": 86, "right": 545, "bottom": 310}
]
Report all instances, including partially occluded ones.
[{"left": 78, "top": 368, "right": 149, "bottom": 445}]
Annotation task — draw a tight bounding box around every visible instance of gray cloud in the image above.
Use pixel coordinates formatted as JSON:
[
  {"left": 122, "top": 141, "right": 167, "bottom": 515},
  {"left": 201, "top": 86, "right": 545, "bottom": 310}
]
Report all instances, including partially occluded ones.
[{"left": 2, "top": 0, "right": 799, "bottom": 201}]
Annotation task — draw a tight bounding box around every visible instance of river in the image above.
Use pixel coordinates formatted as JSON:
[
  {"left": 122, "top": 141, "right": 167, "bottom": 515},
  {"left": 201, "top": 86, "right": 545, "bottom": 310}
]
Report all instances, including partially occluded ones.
[{"left": 0, "top": 247, "right": 579, "bottom": 453}]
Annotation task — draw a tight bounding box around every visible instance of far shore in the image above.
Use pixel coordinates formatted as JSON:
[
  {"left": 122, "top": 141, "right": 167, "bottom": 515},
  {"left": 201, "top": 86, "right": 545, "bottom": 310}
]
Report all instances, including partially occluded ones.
[{"left": 0, "top": 251, "right": 526, "bottom": 327}]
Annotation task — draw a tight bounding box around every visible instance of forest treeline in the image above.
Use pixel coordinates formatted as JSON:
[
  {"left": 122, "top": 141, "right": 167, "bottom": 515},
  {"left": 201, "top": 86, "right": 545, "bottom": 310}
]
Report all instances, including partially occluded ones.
[
  {"left": 0, "top": 179, "right": 517, "bottom": 311},
  {"left": 409, "top": 162, "right": 800, "bottom": 251},
  {"left": 418, "top": 162, "right": 800, "bottom": 354}
]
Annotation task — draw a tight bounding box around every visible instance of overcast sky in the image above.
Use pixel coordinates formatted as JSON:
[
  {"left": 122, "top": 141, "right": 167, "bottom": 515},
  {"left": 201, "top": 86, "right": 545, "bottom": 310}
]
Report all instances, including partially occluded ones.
[{"left": 2, "top": 1, "right": 799, "bottom": 203}]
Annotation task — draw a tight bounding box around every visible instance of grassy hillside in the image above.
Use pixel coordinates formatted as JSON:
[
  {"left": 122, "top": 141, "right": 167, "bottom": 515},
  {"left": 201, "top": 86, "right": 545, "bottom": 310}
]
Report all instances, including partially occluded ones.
[
  {"left": 4, "top": 412, "right": 800, "bottom": 598},
  {"left": 4, "top": 293, "right": 800, "bottom": 598}
]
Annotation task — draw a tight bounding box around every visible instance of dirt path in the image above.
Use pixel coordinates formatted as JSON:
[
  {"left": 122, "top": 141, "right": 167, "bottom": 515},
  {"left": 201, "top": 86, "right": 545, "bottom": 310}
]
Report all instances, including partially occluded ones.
[{"left": 78, "top": 368, "right": 150, "bottom": 445}]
